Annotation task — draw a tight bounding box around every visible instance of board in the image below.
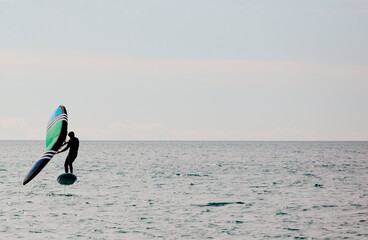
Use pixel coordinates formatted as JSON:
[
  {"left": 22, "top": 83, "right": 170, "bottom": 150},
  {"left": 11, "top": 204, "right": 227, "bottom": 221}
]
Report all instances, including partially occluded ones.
[
  {"left": 57, "top": 173, "right": 77, "bottom": 185},
  {"left": 23, "top": 105, "right": 68, "bottom": 185}
]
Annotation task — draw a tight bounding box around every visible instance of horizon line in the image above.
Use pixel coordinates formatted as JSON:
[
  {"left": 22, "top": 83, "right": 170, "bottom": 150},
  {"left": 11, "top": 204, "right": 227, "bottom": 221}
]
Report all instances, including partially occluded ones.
[{"left": 0, "top": 139, "right": 367, "bottom": 142}]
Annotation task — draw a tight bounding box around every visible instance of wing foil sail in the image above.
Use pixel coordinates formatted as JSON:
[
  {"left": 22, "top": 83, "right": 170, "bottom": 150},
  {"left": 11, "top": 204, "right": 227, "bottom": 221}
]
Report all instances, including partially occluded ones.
[{"left": 23, "top": 106, "right": 68, "bottom": 185}]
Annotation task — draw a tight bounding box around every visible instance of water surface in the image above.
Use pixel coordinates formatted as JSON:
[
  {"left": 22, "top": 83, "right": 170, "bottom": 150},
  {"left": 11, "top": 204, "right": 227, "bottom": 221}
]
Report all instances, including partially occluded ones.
[{"left": 0, "top": 141, "right": 367, "bottom": 239}]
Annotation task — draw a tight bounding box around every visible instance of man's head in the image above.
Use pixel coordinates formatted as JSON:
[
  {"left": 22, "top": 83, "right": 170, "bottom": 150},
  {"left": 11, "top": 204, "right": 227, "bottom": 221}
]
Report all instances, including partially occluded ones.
[{"left": 68, "top": 131, "right": 75, "bottom": 138}]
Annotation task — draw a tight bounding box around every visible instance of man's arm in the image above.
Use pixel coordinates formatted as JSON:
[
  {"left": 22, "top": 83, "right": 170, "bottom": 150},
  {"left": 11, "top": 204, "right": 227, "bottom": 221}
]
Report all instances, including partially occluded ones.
[{"left": 57, "top": 142, "right": 70, "bottom": 154}]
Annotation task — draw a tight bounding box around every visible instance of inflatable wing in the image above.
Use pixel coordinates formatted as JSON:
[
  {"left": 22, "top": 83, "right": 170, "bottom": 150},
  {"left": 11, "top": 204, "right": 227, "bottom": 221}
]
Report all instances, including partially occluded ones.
[{"left": 23, "top": 105, "right": 68, "bottom": 185}]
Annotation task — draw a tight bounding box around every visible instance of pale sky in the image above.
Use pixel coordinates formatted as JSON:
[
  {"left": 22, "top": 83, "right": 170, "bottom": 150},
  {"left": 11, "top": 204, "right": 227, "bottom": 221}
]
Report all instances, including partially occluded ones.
[{"left": 0, "top": 0, "right": 367, "bottom": 141}]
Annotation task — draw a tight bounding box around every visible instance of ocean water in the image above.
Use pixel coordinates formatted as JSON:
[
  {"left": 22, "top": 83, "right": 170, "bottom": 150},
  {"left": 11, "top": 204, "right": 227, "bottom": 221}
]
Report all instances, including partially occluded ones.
[{"left": 1, "top": 141, "right": 368, "bottom": 239}]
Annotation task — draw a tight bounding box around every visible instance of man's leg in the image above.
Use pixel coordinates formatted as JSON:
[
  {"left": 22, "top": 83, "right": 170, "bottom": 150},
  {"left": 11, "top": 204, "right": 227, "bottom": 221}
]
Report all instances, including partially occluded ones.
[
  {"left": 69, "top": 155, "right": 76, "bottom": 173},
  {"left": 64, "top": 155, "right": 70, "bottom": 173}
]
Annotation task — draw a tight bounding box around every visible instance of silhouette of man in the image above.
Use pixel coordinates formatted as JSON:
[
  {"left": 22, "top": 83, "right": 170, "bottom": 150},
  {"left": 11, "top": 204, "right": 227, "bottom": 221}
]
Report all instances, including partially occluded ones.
[{"left": 57, "top": 131, "right": 79, "bottom": 173}]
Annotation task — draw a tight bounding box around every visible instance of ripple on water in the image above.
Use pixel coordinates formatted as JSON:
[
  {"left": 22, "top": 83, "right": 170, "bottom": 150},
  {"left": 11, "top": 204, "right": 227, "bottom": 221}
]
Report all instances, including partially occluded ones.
[{"left": 195, "top": 202, "right": 246, "bottom": 207}]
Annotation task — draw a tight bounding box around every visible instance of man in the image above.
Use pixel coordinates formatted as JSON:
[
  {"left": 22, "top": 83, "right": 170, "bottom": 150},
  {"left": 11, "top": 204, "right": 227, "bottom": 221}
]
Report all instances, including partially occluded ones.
[{"left": 57, "top": 131, "right": 79, "bottom": 173}]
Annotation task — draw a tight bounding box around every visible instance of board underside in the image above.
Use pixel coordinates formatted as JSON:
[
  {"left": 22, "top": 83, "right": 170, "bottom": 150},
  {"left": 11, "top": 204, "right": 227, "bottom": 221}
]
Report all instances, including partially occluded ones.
[{"left": 57, "top": 173, "right": 77, "bottom": 185}]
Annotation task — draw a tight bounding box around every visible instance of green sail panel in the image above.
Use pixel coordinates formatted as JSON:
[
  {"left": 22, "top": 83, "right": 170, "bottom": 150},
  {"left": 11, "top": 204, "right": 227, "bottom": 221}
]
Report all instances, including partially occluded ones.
[{"left": 46, "top": 121, "right": 65, "bottom": 151}]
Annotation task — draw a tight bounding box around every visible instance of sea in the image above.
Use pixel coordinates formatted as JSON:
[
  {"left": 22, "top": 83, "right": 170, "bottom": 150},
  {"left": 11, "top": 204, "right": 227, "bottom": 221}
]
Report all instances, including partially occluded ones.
[{"left": 0, "top": 141, "right": 367, "bottom": 239}]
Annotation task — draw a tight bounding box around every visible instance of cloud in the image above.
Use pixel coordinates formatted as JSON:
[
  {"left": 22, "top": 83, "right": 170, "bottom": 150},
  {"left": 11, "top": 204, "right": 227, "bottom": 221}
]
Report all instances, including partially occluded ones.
[
  {"left": 0, "top": 117, "right": 42, "bottom": 140},
  {"left": 0, "top": 116, "right": 362, "bottom": 140},
  {"left": 75, "top": 122, "right": 170, "bottom": 140},
  {"left": 1, "top": 48, "right": 367, "bottom": 141},
  {"left": 286, "top": 7, "right": 368, "bottom": 14},
  {"left": 334, "top": 0, "right": 368, "bottom": 3},
  {"left": 1, "top": 48, "right": 367, "bottom": 87},
  {"left": 285, "top": 0, "right": 368, "bottom": 15},
  {"left": 74, "top": 121, "right": 320, "bottom": 141},
  {"left": 265, "top": 127, "right": 318, "bottom": 141}
]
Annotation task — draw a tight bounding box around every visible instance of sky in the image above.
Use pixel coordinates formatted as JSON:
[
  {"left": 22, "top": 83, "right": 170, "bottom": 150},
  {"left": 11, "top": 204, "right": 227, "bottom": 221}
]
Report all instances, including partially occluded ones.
[{"left": 0, "top": 0, "right": 367, "bottom": 141}]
